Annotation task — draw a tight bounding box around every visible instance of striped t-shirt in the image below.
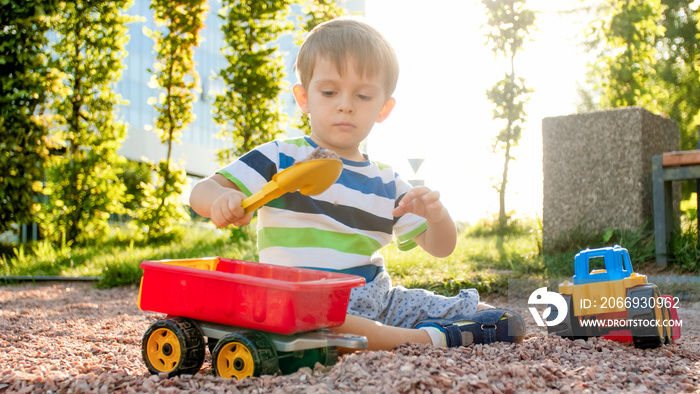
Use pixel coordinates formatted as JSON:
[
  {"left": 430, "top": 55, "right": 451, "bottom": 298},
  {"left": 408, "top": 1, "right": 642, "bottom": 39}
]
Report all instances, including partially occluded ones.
[{"left": 217, "top": 136, "right": 428, "bottom": 271}]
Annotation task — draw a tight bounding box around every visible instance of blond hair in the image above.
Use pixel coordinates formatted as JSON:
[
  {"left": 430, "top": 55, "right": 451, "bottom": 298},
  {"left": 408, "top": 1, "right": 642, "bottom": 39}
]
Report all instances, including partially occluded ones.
[{"left": 295, "top": 17, "right": 399, "bottom": 98}]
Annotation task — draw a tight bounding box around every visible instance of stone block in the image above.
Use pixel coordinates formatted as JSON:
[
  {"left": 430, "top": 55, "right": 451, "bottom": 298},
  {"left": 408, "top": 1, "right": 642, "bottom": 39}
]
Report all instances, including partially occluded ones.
[{"left": 542, "top": 107, "right": 679, "bottom": 251}]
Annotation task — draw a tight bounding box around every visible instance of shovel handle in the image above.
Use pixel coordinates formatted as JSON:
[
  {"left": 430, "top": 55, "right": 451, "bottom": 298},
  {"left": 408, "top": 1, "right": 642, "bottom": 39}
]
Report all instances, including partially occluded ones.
[{"left": 241, "top": 181, "right": 285, "bottom": 214}]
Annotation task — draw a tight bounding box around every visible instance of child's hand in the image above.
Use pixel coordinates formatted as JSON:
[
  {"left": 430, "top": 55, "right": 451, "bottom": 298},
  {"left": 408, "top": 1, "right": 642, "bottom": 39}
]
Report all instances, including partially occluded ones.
[
  {"left": 210, "top": 190, "right": 253, "bottom": 228},
  {"left": 392, "top": 186, "right": 449, "bottom": 224}
]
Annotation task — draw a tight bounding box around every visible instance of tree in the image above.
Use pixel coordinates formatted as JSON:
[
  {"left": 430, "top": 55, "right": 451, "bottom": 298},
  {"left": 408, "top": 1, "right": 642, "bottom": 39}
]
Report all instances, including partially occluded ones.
[
  {"left": 138, "top": 0, "right": 208, "bottom": 239},
  {"left": 0, "top": 1, "right": 60, "bottom": 235},
  {"left": 482, "top": 0, "right": 536, "bottom": 230},
  {"left": 41, "top": 0, "right": 135, "bottom": 244},
  {"left": 655, "top": 0, "right": 700, "bottom": 150},
  {"left": 581, "top": 0, "right": 700, "bottom": 194},
  {"left": 293, "top": 0, "right": 346, "bottom": 136},
  {"left": 214, "top": 0, "right": 293, "bottom": 164},
  {"left": 583, "top": 0, "right": 667, "bottom": 110}
]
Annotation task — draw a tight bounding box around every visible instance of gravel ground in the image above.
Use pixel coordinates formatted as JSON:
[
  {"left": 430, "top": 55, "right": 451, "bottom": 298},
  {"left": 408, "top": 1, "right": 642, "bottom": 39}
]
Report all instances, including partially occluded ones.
[{"left": 1, "top": 282, "right": 699, "bottom": 393}]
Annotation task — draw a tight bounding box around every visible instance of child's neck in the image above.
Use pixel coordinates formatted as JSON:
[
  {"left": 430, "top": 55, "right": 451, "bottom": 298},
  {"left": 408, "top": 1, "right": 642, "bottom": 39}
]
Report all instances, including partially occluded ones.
[
  {"left": 309, "top": 137, "right": 365, "bottom": 162},
  {"left": 338, "top": 149, "right": 366, "bottom": 162}
]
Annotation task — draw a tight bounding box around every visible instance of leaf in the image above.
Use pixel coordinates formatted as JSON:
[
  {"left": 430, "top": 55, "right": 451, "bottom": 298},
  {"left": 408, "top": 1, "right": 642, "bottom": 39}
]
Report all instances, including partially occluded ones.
[{"left": 603, "top": 230, "right": 614, "bottom": 243}]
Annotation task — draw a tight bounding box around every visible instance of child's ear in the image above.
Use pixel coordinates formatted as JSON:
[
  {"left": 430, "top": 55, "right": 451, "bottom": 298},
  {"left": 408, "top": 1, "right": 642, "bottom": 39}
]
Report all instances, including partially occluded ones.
[
  {"left": 376, "top": 97, "right": 396, "bottom": 123},
  {"left": 292, "top": 84, "right": 310, "bottom": 114}
]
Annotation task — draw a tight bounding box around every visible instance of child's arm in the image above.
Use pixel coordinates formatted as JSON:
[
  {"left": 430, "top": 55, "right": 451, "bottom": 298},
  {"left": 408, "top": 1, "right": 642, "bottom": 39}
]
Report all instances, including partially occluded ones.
[
  {"left": 190, "top": 174, "right": 254, "bottom": 228},
  {"left": 392, "top": 186, "right": 457, "bottom": 258}
]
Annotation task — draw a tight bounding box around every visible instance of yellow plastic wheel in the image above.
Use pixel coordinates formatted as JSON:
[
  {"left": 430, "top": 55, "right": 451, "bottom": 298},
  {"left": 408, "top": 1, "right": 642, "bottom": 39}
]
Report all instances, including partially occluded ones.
[
  {"left": 653, "top": 296, "right": 666, "bottom": 343},
  {"left": 628, "top": 284, "right": 665, "bottom": 349},
  {"left": 215, "top": 341, "right": 256, "bottom": 380},
  {"left": 146, "top": 327, "right": 182, "bottom": 373},
  {"left": 212, "top": 331, "right": 278, "bottom": 380},
  {"left": 659, "top": 300, "right": 672, "bottom": 345},
  {"left": 141, "top": 317, "right": 205, "bottom": 377}
]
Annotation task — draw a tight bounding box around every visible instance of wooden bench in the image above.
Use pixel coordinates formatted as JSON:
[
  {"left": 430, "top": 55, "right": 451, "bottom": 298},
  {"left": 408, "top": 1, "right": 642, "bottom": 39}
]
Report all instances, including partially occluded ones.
[{"left": 652, "top": 150, "right": 700, "bottom": 267}]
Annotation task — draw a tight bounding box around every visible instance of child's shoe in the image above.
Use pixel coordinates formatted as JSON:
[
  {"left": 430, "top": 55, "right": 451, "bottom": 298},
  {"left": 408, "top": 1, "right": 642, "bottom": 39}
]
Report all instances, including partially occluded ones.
[{"left": 415, "top": 308, "right": 526, "bottom": 347}]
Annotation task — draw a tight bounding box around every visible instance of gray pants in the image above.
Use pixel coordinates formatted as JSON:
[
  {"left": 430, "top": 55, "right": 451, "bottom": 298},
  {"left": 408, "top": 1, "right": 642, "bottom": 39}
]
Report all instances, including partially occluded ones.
[{"left": 347, "top": 271, "right": 480, "bottom": 328}]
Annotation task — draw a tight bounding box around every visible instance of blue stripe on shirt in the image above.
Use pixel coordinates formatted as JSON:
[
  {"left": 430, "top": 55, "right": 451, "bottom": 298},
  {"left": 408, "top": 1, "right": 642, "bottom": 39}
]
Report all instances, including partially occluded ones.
[
  {"left": 337, "top": 171, "right": 396, "bottom": 199},
  {"left": 240, "top": 148, "right": 277, "bottom": 182},
  {"left": 278, "top": 152, "right": 297, "bottom": 170}
]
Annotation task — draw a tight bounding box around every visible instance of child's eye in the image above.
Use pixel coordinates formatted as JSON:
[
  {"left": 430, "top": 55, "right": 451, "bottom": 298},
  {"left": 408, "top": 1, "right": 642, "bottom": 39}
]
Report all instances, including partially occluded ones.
[
  {"left": 357, "top": 94, "right": 372, "bottom": 101},
  {"left": 321, "top": 91, "right": 336, "bottom": 97}
]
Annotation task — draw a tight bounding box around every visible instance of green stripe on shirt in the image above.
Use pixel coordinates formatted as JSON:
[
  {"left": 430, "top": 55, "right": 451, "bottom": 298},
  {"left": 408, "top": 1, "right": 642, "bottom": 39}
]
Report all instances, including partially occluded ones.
[
  {"left": 217, "top": 171, "right": 253, "bottom": 197},
  {"left": 258, "top": 227, "right": 383, "bottom": 256},
  {"left": 396, "top": 221, "right": 427, "bottom": 251},
  {"left": 280, "top": 137, "right": 311, "bottom": 148}
]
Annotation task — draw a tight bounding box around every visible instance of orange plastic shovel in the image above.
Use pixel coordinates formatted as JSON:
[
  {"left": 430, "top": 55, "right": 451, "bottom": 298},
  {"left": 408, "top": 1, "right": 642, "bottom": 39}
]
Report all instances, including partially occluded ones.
[{"left": 241, "top": 158, "right": 343, "bottom": 214}]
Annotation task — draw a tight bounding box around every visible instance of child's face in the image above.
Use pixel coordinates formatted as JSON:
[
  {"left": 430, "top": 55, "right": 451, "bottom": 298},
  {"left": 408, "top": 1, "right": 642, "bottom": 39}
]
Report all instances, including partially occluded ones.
[{"left": 293, "top": 56, "right": 395, "bottom": 161}]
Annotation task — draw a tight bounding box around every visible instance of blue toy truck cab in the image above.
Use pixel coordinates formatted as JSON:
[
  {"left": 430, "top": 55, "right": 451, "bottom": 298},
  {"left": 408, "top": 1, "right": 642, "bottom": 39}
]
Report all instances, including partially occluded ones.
[
  {"left": 573, "top": 245, "right": 634, "bottom": 285},
  {"left": 548, "top": 245, "right": 681, "bottom": 349}
]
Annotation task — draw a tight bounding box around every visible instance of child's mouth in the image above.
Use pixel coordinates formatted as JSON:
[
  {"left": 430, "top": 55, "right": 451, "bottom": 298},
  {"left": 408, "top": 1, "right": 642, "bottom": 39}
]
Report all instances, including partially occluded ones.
[{"left": 334, "top": 122, "right": 355, "bottom": 130}]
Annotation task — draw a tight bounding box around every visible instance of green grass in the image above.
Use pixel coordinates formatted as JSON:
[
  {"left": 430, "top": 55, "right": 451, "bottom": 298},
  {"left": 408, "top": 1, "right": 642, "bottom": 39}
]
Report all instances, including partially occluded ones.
[
  {"left": 1, "top": 223, "right": 258, "bottom": 288},
  {"left": 384, "top": 225, "right": 544, "bottom": 297},
  {"left": 542, "top": 223, "right": 658, "bottom": 279},
  {"left": 2, "top": 217, "right": 699, "bottom": 299}
]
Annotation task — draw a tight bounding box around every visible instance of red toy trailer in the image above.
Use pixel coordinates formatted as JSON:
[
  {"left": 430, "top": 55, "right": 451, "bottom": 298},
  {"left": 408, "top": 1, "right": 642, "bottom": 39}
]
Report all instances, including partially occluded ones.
[{"left": 138, "top": 257, "right": 367, "bottom": 379}]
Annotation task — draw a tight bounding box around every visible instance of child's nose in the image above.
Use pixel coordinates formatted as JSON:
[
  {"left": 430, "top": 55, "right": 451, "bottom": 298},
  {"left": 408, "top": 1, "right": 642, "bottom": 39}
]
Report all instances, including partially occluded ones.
[{"left": 336, "top": 96, "right": 354, "bottom": 114}]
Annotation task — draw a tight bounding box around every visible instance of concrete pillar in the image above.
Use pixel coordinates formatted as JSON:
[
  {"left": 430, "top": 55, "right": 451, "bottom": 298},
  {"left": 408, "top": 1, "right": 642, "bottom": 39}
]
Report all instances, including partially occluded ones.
[{"left": 542, "top": 107, "right": 679, "bottom": 252}]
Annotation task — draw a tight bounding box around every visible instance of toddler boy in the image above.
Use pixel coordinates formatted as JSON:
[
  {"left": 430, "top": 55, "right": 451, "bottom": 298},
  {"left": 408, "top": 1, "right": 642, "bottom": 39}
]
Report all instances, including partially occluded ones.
[{"left": 190, "top": 16, "right": 525, "bottom": 350}]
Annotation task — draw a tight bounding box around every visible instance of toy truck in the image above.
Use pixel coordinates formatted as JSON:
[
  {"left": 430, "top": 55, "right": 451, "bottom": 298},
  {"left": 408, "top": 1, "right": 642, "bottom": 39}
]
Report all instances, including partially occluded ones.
[
  {"left": 137, "top": 257, "right": 368, "bottom": 379},
  {"left": 546, "top": 245, "right": 681, "bottom": 349}
]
